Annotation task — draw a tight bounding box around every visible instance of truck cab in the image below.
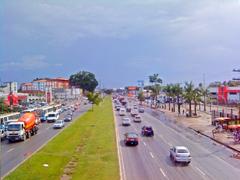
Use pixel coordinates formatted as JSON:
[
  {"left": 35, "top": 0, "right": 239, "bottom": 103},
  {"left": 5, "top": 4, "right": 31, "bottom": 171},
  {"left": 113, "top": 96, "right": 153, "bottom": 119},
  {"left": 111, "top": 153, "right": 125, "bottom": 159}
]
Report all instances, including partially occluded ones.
[{"left": 7, "top": 122, "right": 26, "bottom": 142}]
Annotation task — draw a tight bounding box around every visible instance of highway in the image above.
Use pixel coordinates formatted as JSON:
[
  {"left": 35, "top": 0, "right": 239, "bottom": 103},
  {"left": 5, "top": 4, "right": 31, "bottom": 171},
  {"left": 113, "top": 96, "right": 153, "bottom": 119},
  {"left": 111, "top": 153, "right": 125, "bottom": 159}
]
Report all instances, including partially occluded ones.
[
  {"left": 0, "top": 102, "right": 91, "bottom": 178},
  {"left": 114, "top": 101, "right": 240, "bottom": 180}
]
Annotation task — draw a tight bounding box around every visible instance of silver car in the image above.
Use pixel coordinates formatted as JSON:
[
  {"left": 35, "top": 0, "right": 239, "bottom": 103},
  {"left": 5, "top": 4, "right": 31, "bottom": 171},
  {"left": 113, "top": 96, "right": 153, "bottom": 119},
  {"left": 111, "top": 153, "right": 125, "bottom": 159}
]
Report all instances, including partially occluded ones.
[
  {"left": 53, "top": 120, "right": 65, "bottom": 129},
  {"left": 122, "top": 117, "right": 131, "bottom": 126},
  {"left": 170, "top": 146, "right": 191, "bottom": 165}
]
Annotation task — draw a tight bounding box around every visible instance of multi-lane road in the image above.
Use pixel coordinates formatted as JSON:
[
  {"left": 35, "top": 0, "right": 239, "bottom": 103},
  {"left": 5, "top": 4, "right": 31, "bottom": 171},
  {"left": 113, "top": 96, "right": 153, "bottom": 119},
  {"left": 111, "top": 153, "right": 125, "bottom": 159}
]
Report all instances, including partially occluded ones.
[
  {"left": 114, "top": 100, "right": 240, "bottom": 180},
  {"left": 0, "top": 102, "right": 91, "bottom": 178}
]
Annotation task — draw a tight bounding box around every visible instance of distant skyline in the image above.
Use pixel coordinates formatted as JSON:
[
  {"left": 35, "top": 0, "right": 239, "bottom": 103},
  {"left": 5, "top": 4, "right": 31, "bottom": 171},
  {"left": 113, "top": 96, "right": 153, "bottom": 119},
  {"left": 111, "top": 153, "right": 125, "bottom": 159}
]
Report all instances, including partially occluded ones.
[{"left": 1, "top": 0, "right": 240, "bottom": 88}]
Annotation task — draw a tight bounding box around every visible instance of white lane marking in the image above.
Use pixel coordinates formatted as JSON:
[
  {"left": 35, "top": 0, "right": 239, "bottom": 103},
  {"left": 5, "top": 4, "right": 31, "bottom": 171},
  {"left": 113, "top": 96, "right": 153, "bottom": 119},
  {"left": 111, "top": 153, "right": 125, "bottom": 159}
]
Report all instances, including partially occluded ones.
[
  {"left": 7, "top": 148, "right": 14, "bottom": 153},
  {"left": 167, "top": 142, "right": 172, "bottom": 147},
  {"left": 144, "top": 112, "right": 236, "bottom": 170},
  {"left": 143, "top": 142, "right": 146, "bottom": 146},
  {"left": 195, "top": 166, "right": 206, "bottom": 176},
  {"left": 134, "top": 127, "right": 137, "bottom": 131},
  {"left": 46, "top": 127, "right": 50, "bottom": 130},
  {"left": 159, "top": 168, "right": 167, "bottom": 177},
  {"left": 149, "top": 152, "right": 154, "bottom": 158}
]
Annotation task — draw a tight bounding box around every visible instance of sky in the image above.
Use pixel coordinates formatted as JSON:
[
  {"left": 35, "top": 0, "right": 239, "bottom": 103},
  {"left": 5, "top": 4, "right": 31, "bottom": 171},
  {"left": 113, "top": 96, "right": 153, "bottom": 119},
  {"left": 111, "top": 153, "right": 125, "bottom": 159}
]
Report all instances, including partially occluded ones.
[{"left": 1, "top": 0, "right": 240, "bottom": 88}]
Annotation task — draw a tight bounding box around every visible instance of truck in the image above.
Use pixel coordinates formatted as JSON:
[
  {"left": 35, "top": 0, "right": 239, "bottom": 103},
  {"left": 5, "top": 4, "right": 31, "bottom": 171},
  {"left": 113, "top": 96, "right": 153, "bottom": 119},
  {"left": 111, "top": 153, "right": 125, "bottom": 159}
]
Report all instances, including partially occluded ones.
[{"left": 6, "top": 112, "right": 38, "bottom": 143}]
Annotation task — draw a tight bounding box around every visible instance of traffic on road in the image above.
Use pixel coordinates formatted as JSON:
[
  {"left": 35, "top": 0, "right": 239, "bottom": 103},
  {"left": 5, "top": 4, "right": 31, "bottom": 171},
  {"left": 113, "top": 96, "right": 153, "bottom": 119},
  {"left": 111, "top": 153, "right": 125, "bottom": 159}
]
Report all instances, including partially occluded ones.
[
  {"left": 0, "top": 99, "right": 91, "bottom": 178},
  {"left": 113, "top": 94, "right": 240, "bottom": 180}
]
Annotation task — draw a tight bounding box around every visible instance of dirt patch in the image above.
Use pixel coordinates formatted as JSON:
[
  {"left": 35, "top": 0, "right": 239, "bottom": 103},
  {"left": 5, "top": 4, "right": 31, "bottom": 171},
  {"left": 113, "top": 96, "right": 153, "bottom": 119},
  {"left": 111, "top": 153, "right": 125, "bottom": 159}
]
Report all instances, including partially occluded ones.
[{"left": 61, "top": 144, "right": 84, "bottom": 180}]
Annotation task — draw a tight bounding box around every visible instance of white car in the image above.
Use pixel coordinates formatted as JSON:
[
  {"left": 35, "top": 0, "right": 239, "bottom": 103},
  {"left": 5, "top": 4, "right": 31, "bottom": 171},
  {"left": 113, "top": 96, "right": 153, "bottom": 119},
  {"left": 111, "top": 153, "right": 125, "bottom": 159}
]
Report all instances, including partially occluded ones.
[
  {"left": 170, "top": 146, "right": 191, "bottom": 165},
  {"left": 133, "top": 115, "right": 141, "bottom": 123},
  {"left": 122, "top": 118, "right": 131, "bottom": 126},
  {"left": 53, "top": 120, "right": 65, "bottom": 129},
  {"left": 119, "top": 108, "right": 126, "bottom": 116}
]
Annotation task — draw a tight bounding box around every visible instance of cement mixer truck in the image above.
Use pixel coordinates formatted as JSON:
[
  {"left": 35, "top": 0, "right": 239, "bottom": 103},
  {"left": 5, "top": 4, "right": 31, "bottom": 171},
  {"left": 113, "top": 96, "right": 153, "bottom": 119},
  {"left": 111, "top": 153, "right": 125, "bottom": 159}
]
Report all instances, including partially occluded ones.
[{"left": 6, "top": 112, "right": 38, "bottom": 143}]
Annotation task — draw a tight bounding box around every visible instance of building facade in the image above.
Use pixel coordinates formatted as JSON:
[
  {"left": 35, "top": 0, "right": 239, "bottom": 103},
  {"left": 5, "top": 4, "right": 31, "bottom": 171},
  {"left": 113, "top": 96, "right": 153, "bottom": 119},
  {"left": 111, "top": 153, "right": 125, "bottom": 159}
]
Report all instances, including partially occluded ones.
[{"left": 209, "top": 86, "right": 240, "bottom": 104}]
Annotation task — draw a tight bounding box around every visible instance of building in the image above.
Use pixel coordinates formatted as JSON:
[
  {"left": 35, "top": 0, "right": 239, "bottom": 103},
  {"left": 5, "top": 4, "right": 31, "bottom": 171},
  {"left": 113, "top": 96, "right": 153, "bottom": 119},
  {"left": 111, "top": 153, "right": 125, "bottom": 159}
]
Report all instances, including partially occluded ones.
[
  {"left": 52, "top": 88, "right": 82, "bottom": 100},
  {"left": 20, "top": 90, "right": 46, "bottom": 103},
  {"left": 20, "top": 77, "right": 69, "bottom": 92},
  {"left": 209, "top": 86, "right": 240, "bottom": 104},
  {"left": 0, "top": 82, "right": 18, "bottom": 94}
]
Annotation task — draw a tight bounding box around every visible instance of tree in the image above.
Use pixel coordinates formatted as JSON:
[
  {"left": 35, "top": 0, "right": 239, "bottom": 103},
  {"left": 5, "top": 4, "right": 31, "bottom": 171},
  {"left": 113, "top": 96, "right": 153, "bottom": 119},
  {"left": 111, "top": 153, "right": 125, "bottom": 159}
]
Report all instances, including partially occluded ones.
[
  {"left": 192, "top": 88, "right": 201, "bottom": 116},
  {"left": 69, "top": 71, "right": 98, "bottom": 93},
  {"left": 87, "top": 92, "right": 102, "bottom": 111},
  {"left": 149, "top": 74, "right": 163, "bottom": 84},
  {"left": 183, "top": 82, "right": 195, "bottom": 117},
  {"left": 138, "top": 91, "right": 145, "bottom": 105},
  {"left": 164, "top": 84, "right": 174, "bottom": 111},
  {"left": 149, "top": 74, "right": 162, "bottom": 106},
  {"left": 198, "top": 83, "right": 209, "bottom": 112},
  {"left": 172, "top": 84, "right": 183, "bottom": 114}
]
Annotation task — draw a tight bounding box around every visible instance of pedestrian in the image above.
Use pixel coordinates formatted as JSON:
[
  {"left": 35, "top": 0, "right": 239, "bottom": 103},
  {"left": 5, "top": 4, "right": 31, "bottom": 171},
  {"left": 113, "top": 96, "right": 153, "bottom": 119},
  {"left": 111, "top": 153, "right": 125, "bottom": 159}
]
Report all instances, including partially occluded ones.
[{"left": 182, "top": 109, "right": 185, "bottom": 115}]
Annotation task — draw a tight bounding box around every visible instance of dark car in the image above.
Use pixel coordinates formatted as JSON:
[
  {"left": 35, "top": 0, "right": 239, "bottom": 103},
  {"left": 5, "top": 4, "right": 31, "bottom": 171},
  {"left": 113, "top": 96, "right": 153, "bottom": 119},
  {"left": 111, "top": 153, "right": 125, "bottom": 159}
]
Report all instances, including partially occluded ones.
[
  {"left": 126, "top": 106, "right": 131, "bottom": 112},
  {"left": 141, "top": 126, "right": 154, "bottom": 137},
  {"left": 124, "top": 132, "right": 139, "bottom": 146}
]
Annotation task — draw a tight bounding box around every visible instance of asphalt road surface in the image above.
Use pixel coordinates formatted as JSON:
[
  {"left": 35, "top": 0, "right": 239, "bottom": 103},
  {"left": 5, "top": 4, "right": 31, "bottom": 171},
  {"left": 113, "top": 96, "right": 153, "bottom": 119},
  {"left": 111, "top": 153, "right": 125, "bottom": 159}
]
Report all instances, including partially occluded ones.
[
  {"left": 0, "top": 102, "right": 91, "bottom": 178},
  {"left": 114, "top": 101, "right": 240, "bottom": 180}
]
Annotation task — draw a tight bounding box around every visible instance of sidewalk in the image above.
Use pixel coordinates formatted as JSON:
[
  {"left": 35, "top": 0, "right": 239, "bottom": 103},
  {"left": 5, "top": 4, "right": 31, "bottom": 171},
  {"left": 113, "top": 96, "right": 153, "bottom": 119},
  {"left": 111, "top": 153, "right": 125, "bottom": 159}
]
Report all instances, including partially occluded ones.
[{"left": 147, "top": 103, "right": 240, "bottom": 152}]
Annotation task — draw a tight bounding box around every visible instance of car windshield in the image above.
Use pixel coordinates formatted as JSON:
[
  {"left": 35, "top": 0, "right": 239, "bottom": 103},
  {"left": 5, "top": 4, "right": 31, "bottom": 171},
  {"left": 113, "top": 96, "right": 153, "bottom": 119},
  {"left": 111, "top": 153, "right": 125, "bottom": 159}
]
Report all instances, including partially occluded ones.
[
  {"left": 8, "top": 124, "right": 21, "bottom": 131},
  {"left": 177, "top": 149, "right": 189, "bottom": 153},
  {"left": 48, "top": 114, "right": 56, "bottom": 117},
  {"left": 55, "top": 121, "right": 62, "bottom": 124}
]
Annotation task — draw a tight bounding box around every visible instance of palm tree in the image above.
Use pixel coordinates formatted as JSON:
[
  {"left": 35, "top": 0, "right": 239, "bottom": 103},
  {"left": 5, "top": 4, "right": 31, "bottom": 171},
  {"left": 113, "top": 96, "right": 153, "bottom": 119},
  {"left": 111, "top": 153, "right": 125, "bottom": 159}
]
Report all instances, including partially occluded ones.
[
  {"left": 192, "top": 88, "right": 201, "bottom": 116},
  {"left": 183, "top": 82, "right": 195, "bottom": 117},
  {"left": 198, "top": 83, "right": 209, "bottom": 112},
  {"left": 149, "top": 74, "right": 162, "bottom": 106},
  {"left": 164, "top": 84, "right": 174, "bottom": 111},
  {"left": 172, "top": 84, "right": 183, "bottom": 114}
]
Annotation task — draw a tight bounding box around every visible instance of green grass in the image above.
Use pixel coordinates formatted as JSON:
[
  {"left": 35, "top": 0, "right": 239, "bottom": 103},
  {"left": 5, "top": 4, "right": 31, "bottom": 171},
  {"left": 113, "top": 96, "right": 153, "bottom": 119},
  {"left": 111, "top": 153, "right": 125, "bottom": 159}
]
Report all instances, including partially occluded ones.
[{"left": 5, "top": 97, "right": 119, "bottom": 180}]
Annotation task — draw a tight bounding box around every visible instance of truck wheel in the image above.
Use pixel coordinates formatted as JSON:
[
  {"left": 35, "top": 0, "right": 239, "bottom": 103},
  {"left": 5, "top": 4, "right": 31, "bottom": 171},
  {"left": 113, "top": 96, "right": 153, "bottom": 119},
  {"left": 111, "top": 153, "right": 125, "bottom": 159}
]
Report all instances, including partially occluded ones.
[{"left": 26, "top": 133, "right": 29, "bottom": 139}]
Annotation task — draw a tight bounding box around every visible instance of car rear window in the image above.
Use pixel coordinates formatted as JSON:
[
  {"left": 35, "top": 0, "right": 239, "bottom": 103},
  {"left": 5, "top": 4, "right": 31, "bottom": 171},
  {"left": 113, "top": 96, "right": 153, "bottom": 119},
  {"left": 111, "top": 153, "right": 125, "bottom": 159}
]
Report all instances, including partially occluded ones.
[
  {"left": 177, "top": 149, "right": 188, "bottom": 153},
  {"left": 127, "top": 133, "right": 138, "bottom": 138}
]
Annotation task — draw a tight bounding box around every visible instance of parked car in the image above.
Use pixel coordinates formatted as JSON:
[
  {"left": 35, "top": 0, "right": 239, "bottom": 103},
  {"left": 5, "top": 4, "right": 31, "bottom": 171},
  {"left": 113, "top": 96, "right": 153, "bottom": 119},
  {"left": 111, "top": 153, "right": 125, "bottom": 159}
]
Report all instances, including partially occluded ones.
[
  {"left": 138, "top": 107, "right": 144, "bottom": 113},
  {"left": 133, "top": 115, "right": 142, "bottom": 123},
  {"left": 170, "top": 146, "right": 191, "bottom": 165},
  {"left": 141, "top": 126, "right": 154, "bottom": 136},
  {"left": 53, "top": 120, "right": 65, "bottom": 129},
  {"left": 124, "top": 132, "right": 139, "bottom": 146},
  {"left": 122, "top": 118, "right": 131, "bottom": 126}
]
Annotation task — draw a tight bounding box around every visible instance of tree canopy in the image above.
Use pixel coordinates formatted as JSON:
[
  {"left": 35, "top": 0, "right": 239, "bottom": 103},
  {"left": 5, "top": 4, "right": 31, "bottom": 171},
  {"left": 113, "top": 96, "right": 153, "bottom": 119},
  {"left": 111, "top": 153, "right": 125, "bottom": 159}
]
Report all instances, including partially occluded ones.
[{"left": 69, "top": 71, "right": 98, "bottom": 93}]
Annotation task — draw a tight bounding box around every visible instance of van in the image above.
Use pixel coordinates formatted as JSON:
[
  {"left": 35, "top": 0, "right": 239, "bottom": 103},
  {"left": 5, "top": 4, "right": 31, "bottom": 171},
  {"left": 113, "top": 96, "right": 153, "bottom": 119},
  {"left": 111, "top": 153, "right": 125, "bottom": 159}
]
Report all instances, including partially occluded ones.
[{"left": 46, "top": 112, "right": 59, "bottom": 123}]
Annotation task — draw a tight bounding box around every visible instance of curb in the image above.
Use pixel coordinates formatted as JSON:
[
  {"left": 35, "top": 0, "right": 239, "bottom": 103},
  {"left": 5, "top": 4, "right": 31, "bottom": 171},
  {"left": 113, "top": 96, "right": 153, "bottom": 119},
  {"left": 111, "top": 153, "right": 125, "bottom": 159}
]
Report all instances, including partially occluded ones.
[{"left": 188, "top": 127, "right": 240, "bottom": 153}]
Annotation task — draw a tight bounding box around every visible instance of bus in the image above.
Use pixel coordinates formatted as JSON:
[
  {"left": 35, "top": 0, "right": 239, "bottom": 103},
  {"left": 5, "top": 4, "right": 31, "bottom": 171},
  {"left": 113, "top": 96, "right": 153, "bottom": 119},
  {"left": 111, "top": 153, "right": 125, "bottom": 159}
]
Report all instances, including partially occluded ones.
[
  {"left": 38, "top": 106, "right": 55, "bottom": 122},
  {"left": 0, "top": 112, "right": 21, "bottom": 127}
]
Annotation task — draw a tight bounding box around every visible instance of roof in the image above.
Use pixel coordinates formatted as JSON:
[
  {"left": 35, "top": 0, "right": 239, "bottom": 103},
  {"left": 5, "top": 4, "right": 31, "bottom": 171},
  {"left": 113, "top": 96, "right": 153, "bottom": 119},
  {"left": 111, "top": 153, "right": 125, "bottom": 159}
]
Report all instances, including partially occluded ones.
[
  {"left": 21, "top": 83, "right": 33, "bottom": 86},
  {"left": 175, "top": 146, "right": 189, "bottom": 150}
]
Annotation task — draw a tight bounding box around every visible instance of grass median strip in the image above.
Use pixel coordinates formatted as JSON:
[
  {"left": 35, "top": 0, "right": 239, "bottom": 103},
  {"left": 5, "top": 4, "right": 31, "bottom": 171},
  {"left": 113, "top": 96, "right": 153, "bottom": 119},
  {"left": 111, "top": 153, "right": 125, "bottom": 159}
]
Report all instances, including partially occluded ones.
[{"left": 5, "top": 97, "right": 119, "bottom": 180}]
